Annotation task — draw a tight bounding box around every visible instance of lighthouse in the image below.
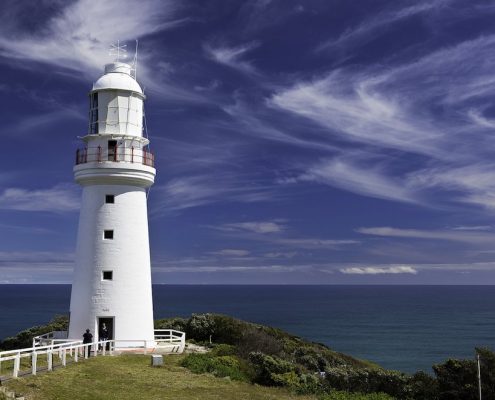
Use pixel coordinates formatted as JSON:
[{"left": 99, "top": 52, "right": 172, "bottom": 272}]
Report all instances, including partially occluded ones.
[{"left": 68, "top": 57, "right": 156, "bottom": 347}]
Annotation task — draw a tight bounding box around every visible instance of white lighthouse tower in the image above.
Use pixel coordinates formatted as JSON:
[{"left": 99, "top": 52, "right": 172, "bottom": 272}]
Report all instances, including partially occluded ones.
[{"left": 68, "top": 54, "right": 155, "bottom": 347}]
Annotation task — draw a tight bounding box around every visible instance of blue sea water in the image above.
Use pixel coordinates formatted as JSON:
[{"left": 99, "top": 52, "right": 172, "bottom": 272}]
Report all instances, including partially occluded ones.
[{"left": 0, "top": 284, "right": 494, "bottom": 373}]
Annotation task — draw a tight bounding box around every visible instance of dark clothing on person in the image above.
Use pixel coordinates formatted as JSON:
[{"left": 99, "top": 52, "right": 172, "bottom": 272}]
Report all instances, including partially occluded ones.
[
  {"left": 83, "top": 331, "right": 93, "bottom": 343},
  {"left": 99, "top": 326, "right": 109, "bottom": 350},
  {"left": 83, "top": 330, "right": 93, "bottom": 357},
  {"left": 99, "top": 327, "right": 109, "bottom": 341}
]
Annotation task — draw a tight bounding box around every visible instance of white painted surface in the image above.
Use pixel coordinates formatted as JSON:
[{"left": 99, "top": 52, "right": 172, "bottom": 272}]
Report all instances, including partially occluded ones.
[
  {"left": 69, "top": 62, "right": 156, "bottom": 347},
  {"left": 69, "top": 185, "right": 155, "bottom": 345},
  {"left": 95, "top": 90, "right": 144, "bottom": 136},
  {"left": 93, "top": 63, "right": 143, "bottom": 93}
]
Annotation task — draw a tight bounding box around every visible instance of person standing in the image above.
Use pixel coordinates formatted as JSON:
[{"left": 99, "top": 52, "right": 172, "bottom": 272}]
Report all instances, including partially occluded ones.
[
  {"left": 99, "top": 323, "right": 109, "bottom": 350},
  {"left": 82, "top": 329, "right": 93, "bottom": 357}
]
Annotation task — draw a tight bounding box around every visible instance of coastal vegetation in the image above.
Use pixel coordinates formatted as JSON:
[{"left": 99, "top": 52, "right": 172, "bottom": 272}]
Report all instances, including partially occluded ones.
[
  {"left": 1, "top": 314, "right": 493, "bottom": 399},
  {"left": 0, "top": 315, "right": 68, "bottom": 350}
]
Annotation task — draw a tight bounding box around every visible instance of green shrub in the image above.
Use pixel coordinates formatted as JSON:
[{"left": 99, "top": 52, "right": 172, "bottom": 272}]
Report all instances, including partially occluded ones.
[
  {"left": 408, "top": 371, "right": 439, "bottom": 400},
  {"left": 186, "top": 313, "right": 216, "bottom": 342},
  {"left": 211, "top": 343, "right": 236, "bottom": 356},
  {"left": 248, "top": 352, "right": 296, "bottom": 385},
  {"left": 295, "top": 346, "right": 331, "bottom": 372},
  {"left": 433, "top": 358, "right": 477, "bottom": 400},
  {"left": 325, "top": 367, "right": 409, "bottom": 398},
  {"left": 180, "top": 353, "right": 248, "bottom": 381},
  {"left": 0, "top": 315, "right": 68, "bottom": 350},
  {"left": 208, "top": 314, "right": 244, "bottom": 344},
  {"left": 236, "top": 325, "right": 284, "bottom": 358},
  {"left": 272, "top": 370, "right": 323, "bottom": 394},
  {"left": 319, "top": 392, "right": 395, "bottom": 400},
  {"left": 154, "top": 317, "right": 187, "bottom": 332}
]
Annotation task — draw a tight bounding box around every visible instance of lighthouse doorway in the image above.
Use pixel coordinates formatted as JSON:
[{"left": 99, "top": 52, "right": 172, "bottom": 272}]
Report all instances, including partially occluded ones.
[
  {"left": 98, "top": 317, "right": 114, "bottom": 342},
  {"left": 108, "top": 140, "right": 117, "bottom": 161}
]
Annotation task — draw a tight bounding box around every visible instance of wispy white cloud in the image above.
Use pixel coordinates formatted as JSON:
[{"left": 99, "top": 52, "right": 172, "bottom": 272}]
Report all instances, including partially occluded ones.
[
  {"left": 274, "top": 238, "right": 358, "bottom": 249},
  {"left": 408, "top": 163, "right": 495, "bottom": 210},
  {"left": 0, "top": 0, "right": 182, "bottom": 77},
  {"left": 317, "top": 1, "right": 450, "bottom": 53},
  {"left": 269, "top": 70, "right": 444, "bottom": 157},
  {"left": 213, "top": 219, "right": 358, "bottom": 249},
  {"left": 468, "top": 109, "right": 495, "bottom": 129},
  {"left": 268, "top": 31, "right": 495, "bottom": 210},
  {"left": 0, "top": 251, "right": 74, "bottom": 283},
  {"left": 153, "top": 264, "right": 307, "bottom": 273},
  {"left": 217, "top": 220, "right": 285, "bottom": 234},
  {"left": 151, "top": 174, "right": 276, "bottom": 214},
  {"left": 222, "top": 98, "right": 340, "bottom": 152},
  {"left": 204, "top": 41, "right": 259, "bottom": 74},
  {"left": 0, "top": 184, "right": 80, "bottom": 212},
  {"left": 264, "top": 251, "right": 297, "bottom": 259},
  {"left": 0, "top": 0, "right": 204, "bottom": 104},
  {"left": 340, "top": 266, "right": 417, "bottom": 275},
  {"left": 9, "top": 109, "right": 85, "bottom": 135},
  {"left": 357, "top": 226, "right": 495, "bottom": 244},
  {"left": 209, "top": 249, "right": 251, "bottom": 257},
  {"left": 280, "top": 157, "right": 419, "bottom": 204},
  {"left": 452, "top": 225, "right": 492, "bottom": 231}
]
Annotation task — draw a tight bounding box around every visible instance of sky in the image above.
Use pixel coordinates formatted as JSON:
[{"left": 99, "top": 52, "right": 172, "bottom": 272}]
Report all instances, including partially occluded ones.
[{"left": 2, "top": 0, "right": 495, "bottom": 284}]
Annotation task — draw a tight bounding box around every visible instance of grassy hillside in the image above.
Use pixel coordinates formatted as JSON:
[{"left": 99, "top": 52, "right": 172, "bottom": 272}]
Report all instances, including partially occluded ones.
[{"left": 2, "top": 354, "right": 391, "bottom": 400}]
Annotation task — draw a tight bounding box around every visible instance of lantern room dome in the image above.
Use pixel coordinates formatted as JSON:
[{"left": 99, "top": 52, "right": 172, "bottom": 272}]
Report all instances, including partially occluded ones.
[{"left": 92, "top": 62, "right": 143, "bottom": 94}]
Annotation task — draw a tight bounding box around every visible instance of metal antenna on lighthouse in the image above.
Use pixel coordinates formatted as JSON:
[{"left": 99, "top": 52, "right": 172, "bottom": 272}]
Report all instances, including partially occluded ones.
[
  {"left": 132, "top": 40, "right": 139, "bottom": 80},
  {"left": 109, "top": 40, "right": 127, "bottom": 61}
]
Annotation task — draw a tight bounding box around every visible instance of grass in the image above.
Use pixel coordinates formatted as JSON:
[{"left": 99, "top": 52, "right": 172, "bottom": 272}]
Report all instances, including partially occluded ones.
[{"left": 3, "top": 354, "right": 319, "bottom": 400}]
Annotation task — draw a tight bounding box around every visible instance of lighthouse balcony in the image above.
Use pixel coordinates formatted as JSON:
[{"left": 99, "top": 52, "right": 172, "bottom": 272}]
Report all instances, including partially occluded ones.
[{"left": 75, "top": 146, "right": 154, "bottom": 167}]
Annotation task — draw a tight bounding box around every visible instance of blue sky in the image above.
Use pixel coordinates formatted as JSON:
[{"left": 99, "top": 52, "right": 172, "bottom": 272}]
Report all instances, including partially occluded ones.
[{"left": 2, "top": 0, "right": 495, "bottom": 284}]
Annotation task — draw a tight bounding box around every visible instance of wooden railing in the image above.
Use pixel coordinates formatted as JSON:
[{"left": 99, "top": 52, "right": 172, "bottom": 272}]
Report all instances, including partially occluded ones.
[
  {"left": 1, "top": 330, "right": 186, "bottom": 380},
  {"left": 75, "top": 146, "right": 154, "bottom": 167},
  {"left": 154, "top": 329, "right": 186, "bottom": 353}
]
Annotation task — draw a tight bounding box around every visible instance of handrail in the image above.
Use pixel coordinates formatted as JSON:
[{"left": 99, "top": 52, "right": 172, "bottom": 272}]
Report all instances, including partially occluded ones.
[
  {"left": 75, "top": 146, "right": 154, "bottom": 167},
  {"left": 1, "top": 329, "right": 186, "bottom": 379},
  {"left": 33, "top": 331, "right": 68, "bottom": 347}
]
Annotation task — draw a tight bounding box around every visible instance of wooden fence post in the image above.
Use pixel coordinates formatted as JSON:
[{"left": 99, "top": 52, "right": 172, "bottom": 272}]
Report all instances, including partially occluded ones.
[
  {"left": 32, "top": 351, "right": 37, "bottom": 375},
  {"left": 13, "top": 352, "right": 20, "bottom": 378},
  {"left": 62, "top": 348, "right": 66, "bottom": 366},
  {"left": 48, "top": 350, "right": 53, "bottom": 371}
]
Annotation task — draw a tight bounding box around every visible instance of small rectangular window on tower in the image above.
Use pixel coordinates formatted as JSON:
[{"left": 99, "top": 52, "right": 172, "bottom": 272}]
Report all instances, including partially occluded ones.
[
  {"left": 103, "top": 230, "right": 114, "bottom": 240},
  {"left": 102, "top": 271, "right": 113, "bottom": 281},
  {"left": 105, "top": 194, "right": 115, "bottom": 204}
]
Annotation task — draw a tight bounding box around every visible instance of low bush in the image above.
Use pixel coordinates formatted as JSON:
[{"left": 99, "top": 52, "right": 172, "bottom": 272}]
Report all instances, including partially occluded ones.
[
  {"left": 154, "top": 317, "right": 187, "bottom": 332},
  {"left": 319, "top": 392, "right": 395, "bottom": 400},
  {"left": 186, "top": 313, "right": 216, "bottom": 342},
  {"left": 433, "top": 358, "right": 478, "bottom": 400},
  {"left": 236, "top": 325, "right": 284, "bottom": 358},
  {"left": 0, "top": 315, "right": 69, "bottom": 350},
  {"left": 207, "top": 314, "right": 244, "bottom": 344},
  {"left": 210, "top": 343, "right": 236, "bottom": 356},
  {"left": 248, "top": 351, "right": 296, "bottom": 385},
  {"left": 272, "top": 370, "right": 323, "bottom": 394},
  {"left": 409, "top": 371, "right": 439, "bottom": 400},
  {"left": 325, "top": 366, "right": 410, "bottom": 398},
  {"left": 180, "top": 353, "right": 248, "bottom": 381}
]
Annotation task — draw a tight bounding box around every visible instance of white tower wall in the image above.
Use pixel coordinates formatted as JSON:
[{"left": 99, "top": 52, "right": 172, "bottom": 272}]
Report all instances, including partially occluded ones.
[{"left": 68, "top": 185, "right": 154, "bottom": 344}]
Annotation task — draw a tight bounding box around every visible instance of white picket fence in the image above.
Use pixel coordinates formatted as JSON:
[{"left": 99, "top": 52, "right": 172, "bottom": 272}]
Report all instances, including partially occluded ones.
[
  {"left": 0, "top": 329, "right": 185, "bottom": 380},
  {"left": 154, "top": 329, "right": 185, "bottom": 353}
]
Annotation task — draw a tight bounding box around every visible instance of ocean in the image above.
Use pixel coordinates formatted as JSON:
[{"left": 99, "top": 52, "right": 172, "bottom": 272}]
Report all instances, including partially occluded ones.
[{"left": 0, "top": 284, "right": 493, "bottom": 373}]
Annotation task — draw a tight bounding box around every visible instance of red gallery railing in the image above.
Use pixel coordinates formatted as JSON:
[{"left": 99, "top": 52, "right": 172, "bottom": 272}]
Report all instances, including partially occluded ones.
[{"left": 75, "top": 146, "right": 155, "bottom": 167}]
